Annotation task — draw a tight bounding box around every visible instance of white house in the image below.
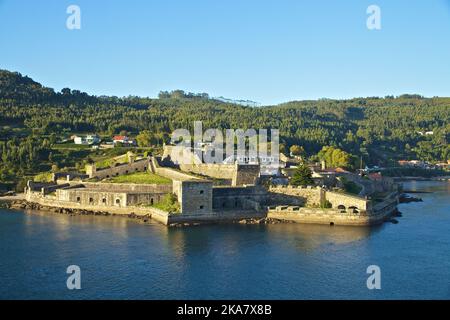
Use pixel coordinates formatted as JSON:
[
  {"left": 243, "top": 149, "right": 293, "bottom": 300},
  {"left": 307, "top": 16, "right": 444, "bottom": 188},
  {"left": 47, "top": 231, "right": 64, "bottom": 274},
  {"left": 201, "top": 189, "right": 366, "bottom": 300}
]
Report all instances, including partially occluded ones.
[{"left": 74, "top": 135, "right": 100, "bottom": 145}]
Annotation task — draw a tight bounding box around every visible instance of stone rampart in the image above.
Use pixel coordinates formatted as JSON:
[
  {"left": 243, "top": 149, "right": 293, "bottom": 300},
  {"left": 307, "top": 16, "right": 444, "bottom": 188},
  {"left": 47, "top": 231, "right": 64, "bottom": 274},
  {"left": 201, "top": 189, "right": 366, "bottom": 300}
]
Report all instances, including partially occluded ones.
[
  {"left": 56, "top": 181, "right": 172, "bottom": 193},
  {"left": 212, "top": 186, "right": 267, "bottom": 211},
  {"left": 25, "top": 191, "right": 157, "bottom": 217},
  {"left": 86, "top": 158, "right": 149, "bottom": 179},
  {"left": 268, "top": 186, "right": 369, "bottom": 212},
  {"left": 269, "top": 186, "right": 324, "bottom": 207},
  {"left": 267, "top": 205, "right": 394, "bottom": 226},
  {"left": 325, "top": 191, "right": 368, "bottom": 211}
]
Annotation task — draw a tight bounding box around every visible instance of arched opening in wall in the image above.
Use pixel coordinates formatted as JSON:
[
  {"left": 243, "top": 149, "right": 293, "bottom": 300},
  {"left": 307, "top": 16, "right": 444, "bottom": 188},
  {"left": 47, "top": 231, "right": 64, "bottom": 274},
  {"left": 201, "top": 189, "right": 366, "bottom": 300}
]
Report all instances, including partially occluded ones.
[
  {"left": 102, "top": 198, "right": 106, "bottom": 204},
  {"left": 135, "top": 168, "right": 138, "bottom": 171},
  {"left": 337, "top": 205, "right": 346, "bottom": 210},
  {"left": 349, "top": 206, "right": 359, "bottom": 213},
  {"left": 106, "top": 175, "right": 110, "bottom": 178},
  {"left": 200, "top": 205, "right": 204, "bottom": 210},
  {"left": 150, "top": 198, "right": 154, "bottom": 205},
  {"left": 76, "top": 197, "right": 81, "bottom": 203},
  {"left": 330, "top": 222, "right": 335, "bottom": 226},
  {"left": 115, "top": 199, "right": 121, "bottom": 206},
  {"left": 200, "top": 190, "right": 204, "bottom": 194},
  {"left": 115, "top": 173, "right": 119, "bottom": 176},
  {"left": 144, "top": 166, "right": 147, "bottom": 171},
  {"left": 89, "top": 198, "right": 94, "bottom": 204},
  {"left": 125, "top": 170, "right": 129, "bottom": 174}
]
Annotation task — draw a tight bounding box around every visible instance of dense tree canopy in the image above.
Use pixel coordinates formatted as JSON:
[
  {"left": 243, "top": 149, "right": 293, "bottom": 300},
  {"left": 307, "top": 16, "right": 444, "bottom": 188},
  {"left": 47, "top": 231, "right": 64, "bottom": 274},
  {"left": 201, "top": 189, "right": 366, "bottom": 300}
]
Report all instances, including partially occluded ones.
[{"left": 1, "top": 69, "right": 449, "bottom": 189}]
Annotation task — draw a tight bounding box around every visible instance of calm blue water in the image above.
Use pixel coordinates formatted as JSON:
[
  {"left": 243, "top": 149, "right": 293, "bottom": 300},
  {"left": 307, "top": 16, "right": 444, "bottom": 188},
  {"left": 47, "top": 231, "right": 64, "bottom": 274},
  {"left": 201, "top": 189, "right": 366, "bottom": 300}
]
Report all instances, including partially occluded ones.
[{"left": 0, "top": 180, "right": 449, "bottom": 300}]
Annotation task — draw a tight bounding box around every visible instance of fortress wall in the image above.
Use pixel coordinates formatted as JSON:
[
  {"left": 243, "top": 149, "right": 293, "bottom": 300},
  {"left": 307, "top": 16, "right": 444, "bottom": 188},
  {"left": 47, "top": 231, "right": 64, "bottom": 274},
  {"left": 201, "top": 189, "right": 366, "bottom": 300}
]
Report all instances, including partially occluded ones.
[
  {"left": 25, "top": 191, "right": 158, "bottom": 217},
  {"left": 86, "top": 159, "right": 149, "bottom": 179},
  {"left": 267, "top": 206, "right": 394, "bottom": 226},
  {"left": 155, "top": 167, "right": 201, "bottom": 182},
  {"left": 57, "top": 189, "right": 128, "bottom": 207},
  {"left": 325, "top": 191, "right": 368, "bottom": 211},
  {"left": 269, "top": 186, "right": 324, "bottom": 207},
  {"left": 212, "top": 186, "right": 267, "bottom": 211},
  {"left": 179, "top": 163, "right": 236, "bottom": 180},
  {"left": 56, "top": 187, "right": 168, "bottom": 208},
  {"left": 179, "top": 180, "right": 213, "bottom": 215},
  {"left": 126, "top": 193, "right": 165, "bottom": 206},
  {"left": 178, "top": 163, "right": 260, "bottom": 186},
  {"left": 67, "top": 182, "right": 172, "bottom": 193},
  {"left": 167, "top": 210, "right": 266, "bottom": 225},
  {"left": 268, "top": 186, "right": 369, "bottom": 211},
  {"left": 151, "top": 156, "right": 203, "bottom": 182},
  {"left": 234, "top": 164, "right": 260, "bottom": 186}
]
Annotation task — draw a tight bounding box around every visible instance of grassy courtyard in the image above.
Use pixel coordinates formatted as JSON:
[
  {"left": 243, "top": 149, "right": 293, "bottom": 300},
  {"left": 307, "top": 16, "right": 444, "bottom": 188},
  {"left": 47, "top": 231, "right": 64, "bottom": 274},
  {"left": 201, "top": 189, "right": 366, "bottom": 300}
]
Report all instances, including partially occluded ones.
[{"left": 107, "top": 172, "right": 171, "bottom": 185}]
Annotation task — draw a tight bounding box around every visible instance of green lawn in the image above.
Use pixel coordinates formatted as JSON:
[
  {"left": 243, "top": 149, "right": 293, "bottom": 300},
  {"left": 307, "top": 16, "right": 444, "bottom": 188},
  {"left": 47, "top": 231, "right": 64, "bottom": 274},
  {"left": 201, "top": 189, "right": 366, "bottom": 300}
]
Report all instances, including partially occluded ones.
[{"left": 107, "top": 172, "right": 171, "bottom": 185}]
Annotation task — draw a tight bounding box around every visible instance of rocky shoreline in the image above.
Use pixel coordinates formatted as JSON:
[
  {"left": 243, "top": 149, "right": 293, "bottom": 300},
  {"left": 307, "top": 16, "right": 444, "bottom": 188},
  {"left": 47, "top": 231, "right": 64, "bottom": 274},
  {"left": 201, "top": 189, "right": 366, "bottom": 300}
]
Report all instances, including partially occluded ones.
[{"left": 0, "top": 199, "right": 153, "bottom": 224}]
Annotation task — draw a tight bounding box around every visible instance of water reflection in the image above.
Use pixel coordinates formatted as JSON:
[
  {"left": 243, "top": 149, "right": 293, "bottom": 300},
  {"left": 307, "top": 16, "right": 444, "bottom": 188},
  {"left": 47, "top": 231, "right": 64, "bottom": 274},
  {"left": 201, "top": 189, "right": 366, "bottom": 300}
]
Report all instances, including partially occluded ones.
[
  {"left": 265, "top": 223, "right": 383, "bottom": 252},
  {"left": 163, "top": 222, "right": 383, "bottom": 260}
]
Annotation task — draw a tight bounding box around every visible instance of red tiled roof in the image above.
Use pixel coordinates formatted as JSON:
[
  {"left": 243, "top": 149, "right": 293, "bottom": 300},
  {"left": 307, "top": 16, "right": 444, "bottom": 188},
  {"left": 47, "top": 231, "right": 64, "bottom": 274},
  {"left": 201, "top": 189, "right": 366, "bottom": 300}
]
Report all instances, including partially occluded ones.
[
  {"left": 113, "top": 135, "right": 128, "bottom": 141},
  {"left": 368, "top": 172, "right": 382, "bottom": 180}
]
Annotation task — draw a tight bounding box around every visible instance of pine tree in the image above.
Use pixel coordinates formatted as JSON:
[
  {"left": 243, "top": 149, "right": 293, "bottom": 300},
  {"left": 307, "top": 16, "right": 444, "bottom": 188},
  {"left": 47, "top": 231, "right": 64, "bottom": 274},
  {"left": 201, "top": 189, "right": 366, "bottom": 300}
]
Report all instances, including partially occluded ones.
[{"left": 290, "top": 164, "right": 314, "bottom": 186}]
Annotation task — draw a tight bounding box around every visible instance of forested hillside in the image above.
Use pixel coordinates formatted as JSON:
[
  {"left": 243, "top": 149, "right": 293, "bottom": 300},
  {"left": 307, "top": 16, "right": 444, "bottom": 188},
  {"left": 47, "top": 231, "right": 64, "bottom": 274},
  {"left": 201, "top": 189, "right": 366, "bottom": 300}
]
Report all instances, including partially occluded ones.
[{"left": 1, "top": 69, "right": 449, "bottom": 190}]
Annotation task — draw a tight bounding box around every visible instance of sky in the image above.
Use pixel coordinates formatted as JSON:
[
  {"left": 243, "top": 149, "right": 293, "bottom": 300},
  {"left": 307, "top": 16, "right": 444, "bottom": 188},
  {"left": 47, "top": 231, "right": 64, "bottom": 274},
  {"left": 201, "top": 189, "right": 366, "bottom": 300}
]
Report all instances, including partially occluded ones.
[{"left": 1, "top": 0, "right": 450, "bottom": 105}]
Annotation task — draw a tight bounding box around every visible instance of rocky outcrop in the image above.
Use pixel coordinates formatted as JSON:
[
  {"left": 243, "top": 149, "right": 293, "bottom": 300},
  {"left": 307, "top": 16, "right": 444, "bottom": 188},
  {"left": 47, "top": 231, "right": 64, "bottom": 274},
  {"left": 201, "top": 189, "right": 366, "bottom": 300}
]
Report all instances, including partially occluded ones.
[{"left": 399, "top": 193, "right": 423, "bottom": 203}]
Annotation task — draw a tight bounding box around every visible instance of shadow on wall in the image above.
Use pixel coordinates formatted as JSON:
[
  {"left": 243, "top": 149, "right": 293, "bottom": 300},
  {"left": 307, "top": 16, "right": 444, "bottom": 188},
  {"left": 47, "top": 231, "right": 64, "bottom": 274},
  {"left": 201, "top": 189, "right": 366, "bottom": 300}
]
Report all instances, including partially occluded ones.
[{"left": 267, "top": 192, "right": 307, "bottom": 206}]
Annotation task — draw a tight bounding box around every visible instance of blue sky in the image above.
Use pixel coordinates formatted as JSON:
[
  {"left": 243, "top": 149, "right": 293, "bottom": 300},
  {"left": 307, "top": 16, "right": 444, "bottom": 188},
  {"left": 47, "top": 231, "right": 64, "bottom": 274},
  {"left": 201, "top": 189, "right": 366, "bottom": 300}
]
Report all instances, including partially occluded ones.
[{"left": 1, "top": 0, "right": 450, "bottom": 105}]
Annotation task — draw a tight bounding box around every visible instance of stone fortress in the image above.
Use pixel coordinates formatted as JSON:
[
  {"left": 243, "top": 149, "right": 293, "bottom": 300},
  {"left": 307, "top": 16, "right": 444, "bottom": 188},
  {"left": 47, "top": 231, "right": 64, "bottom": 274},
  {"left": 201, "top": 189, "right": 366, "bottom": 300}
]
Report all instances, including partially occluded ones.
[{"left": 24, "top": 148, "right": 399, "bottom": 227}]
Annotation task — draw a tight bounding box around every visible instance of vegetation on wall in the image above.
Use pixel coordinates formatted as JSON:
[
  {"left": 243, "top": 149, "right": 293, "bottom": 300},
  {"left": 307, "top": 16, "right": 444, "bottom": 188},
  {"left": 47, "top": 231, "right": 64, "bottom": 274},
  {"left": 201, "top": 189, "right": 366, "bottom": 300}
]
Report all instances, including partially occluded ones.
[{"left": 152, "top": 193, "right": 180, "bottom": 213}]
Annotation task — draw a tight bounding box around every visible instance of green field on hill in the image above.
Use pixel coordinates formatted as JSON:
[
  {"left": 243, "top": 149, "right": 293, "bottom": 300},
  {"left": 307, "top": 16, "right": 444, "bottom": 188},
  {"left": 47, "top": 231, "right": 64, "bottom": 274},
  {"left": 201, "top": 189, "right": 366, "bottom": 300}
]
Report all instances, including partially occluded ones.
[{"left": 106, "top": 172, "right": 171, "bottom": 185}]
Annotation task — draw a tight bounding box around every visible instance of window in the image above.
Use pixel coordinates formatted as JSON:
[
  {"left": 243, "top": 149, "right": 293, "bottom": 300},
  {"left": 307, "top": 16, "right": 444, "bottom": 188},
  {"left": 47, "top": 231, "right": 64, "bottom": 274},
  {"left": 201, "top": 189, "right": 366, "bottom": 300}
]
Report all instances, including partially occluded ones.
[
  {"left": 200, "top": 205, "right": 204, "bottom": 210},
  {"left": 102, "top": 198, "right": 106, "bottom": 203},
  {"left": 116, "top": 199, "right": 121, "bottom": 205},
  {"left": 76, "top": 197, "right": 81, "bottom": 202},
  {"left": 150, "top": 198, "right": 154, "bottom": 205},
  {"left": 89, "top": 198, "right": 94, "bottom": 203},
  {"left": 200, "top": 190, "right": 204, "bottom": 194}
]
